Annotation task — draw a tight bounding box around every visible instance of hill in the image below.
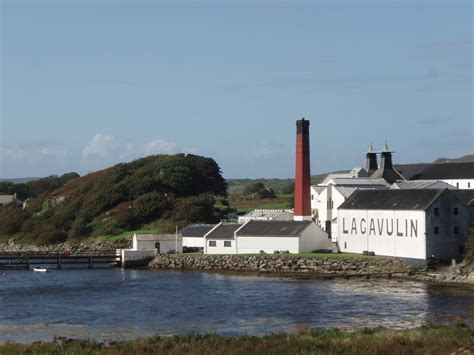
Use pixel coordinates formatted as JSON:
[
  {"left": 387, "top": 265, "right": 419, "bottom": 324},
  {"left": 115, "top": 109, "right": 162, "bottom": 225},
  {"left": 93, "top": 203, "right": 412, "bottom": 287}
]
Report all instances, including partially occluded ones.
[
  {"left": 433, "top": 155, "right": 474, "bottom": 163},
  {"left": 0, "top": 154, "right": 227, "bottom": 245}
]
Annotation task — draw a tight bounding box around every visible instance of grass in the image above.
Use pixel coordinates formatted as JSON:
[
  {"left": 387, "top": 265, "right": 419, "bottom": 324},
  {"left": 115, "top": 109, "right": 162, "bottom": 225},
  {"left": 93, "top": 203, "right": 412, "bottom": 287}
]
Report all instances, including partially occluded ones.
[{"left": 0, "top": 325, "right": 472, "bottom": 355}]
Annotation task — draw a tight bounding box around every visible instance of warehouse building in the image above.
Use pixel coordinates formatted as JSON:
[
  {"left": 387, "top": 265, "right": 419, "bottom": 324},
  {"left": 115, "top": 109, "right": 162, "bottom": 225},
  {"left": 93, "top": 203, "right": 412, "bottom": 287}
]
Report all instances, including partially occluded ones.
[{"left": 337, "top": 189, "right": 468, "bottom": 260}]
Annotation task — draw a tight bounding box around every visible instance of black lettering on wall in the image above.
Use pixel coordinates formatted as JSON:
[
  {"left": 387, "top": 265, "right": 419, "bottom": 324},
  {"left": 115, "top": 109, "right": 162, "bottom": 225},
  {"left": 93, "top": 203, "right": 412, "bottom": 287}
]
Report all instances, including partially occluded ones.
[
  {"left": 396, "top": 219, "right": 403, "bottom": 237},
  {"left": 342, "top": 218, "right": 348, "bottom": 234},
  {"left": 351, "top": 218, "right": 357, "bottom": 234},
  {"left": 411, "top": 220, "right": 418, "bottom": 238},
  {"left": 386, "top": 219, "right": 393, "bottom": 236},
  {"left": 360, "top": 218, "right": 367, "bottom": 234},
  {"left": 369, "top": 219, "right": 376, "bottom": 236},
  {"left": 377, "top": 219, "right": 384, "bottom": 235}
]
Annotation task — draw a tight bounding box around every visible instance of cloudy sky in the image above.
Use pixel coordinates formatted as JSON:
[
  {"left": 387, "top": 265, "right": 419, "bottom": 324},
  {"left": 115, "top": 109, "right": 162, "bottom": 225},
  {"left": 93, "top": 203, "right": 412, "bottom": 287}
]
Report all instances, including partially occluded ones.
[{"left": 1, "top": 1, "right": 472, "bottom": 179}]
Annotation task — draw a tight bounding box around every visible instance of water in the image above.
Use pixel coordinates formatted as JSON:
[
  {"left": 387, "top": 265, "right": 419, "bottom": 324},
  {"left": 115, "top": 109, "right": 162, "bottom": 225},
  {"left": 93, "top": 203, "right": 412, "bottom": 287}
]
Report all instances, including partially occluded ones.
[{"left": 0, "top": 268, "right": 473, "bottom": 343}]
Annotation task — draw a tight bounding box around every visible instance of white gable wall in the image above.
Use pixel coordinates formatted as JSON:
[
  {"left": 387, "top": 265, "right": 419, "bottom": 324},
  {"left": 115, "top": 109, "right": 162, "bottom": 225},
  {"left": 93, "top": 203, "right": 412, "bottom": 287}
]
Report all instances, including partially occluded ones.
[
  {"left": 337, "top": 209, "right": 427, "bottom": 259},
  {"left": 298, "top": 223, "right": 332, "bottom": 252},
  {"left": 182, "top": 236, "right": 205, "bottom": 248},
  {"left": 236, "top": 236, "right": 299, "bottom": 254},
  {"left": 205, "top": 239, "right": 236, "bottom": 254}
]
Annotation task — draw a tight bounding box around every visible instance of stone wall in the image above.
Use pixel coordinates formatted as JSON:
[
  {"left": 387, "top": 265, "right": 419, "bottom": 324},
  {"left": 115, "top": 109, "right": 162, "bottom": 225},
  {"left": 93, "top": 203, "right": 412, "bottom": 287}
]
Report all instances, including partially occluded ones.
[
  {"left": 0, "top": 238, "right": 131, "bottom": 253},
  {"left": 148, "top": 254, "right": 411, "bottom": 275}
]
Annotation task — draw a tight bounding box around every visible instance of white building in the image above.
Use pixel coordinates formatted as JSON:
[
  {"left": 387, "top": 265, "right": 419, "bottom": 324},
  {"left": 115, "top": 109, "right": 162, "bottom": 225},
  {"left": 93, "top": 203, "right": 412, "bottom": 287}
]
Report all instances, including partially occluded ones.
[
  {"left": 180, "top": 224, "right": 215, "bottom": 250},
  {"left": 337, "top": 189, "right": 469, "bottom": 260},
  {"left": 119, "top": 233, "right": 183, "bottom": 266},
  {"left": 311, "top": 178, "right": 390, "bottom": 240},
  {"left": 238, "top": 209, "right": 294, "bottom": 224},
  {"left": 204, "top": 220, "right": 333, "bottom": 255}
]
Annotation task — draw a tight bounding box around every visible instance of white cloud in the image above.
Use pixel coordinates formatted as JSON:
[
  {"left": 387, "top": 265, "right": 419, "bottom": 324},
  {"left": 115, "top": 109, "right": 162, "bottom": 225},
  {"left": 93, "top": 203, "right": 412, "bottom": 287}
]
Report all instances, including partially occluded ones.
[
  {"left": 82, "top": 134, "right": 133, "bottom": 159},
  {"left": 144, "top": 138, "right": 177, "bottom": 155}
]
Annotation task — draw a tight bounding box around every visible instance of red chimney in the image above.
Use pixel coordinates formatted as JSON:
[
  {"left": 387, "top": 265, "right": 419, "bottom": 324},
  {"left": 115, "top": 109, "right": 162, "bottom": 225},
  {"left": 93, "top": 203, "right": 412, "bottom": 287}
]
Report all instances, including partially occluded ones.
[{"left": 294, "top": 118, "right": 312, "bottom": 221}]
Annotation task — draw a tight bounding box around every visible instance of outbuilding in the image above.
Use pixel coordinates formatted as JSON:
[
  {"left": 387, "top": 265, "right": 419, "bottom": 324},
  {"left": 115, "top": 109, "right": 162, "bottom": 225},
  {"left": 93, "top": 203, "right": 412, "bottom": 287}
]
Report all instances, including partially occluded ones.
[
  {"left": 180, "top": 224, "right": 215, "bottom": 250},
  {"left": 337, "top": 189, "right": 468, "bottom": 260},
  {"left": 204, "top": 223, "right": 241, "bottom": 254}
]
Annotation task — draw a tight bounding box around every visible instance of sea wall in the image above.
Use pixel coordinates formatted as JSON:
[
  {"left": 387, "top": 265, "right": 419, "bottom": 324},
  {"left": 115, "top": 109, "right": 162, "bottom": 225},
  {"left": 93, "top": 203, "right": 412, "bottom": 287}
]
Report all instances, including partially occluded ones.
[{"left": 148, "top": 254, "right": 411, "bottom": 275}]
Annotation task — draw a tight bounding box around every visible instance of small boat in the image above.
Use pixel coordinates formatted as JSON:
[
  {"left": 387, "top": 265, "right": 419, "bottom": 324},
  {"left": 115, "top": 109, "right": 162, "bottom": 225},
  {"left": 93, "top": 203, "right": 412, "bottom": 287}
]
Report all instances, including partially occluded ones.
[{"left": 33, "top": 267, "right": 50, "bottom": 273}]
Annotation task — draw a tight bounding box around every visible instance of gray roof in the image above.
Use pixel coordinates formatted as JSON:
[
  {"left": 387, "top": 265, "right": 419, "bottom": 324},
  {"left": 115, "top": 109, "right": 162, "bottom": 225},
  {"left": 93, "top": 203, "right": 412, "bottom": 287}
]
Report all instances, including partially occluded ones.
[
  {"left": 453, "top": 190, "right": 474, "bottom": 206},
  {"left": 312, "top": 186, "right": 325, "bottom": 194},
  {"left": 0, "top": 195, "right": 14, "bottom": 204},
  {"left": 180, "top": 224, "right": 215, "bottom": 237},
  {"left": 339, "top": 189, "right": 445, "bottom": 211},
  {"left": 135, "top": 234, "right": 182, "bottom": 241},
  {"left": 333, "top": 185, "right": 389, "bottom": 199},
  {"left": 237, "top": 220, "right": 312, "bottom": 237},
  {"left": 325, "top": 177, "right": 389, "bottom": 186},
  {"left": 393, "top": 180, "right": 456, "bottom": 190},
  {"left": 411, "top": 162, "right": 474, "bottom": 180},
  {"left": 205, "top": 223, "right": 240, "bottom": 240},
  {"left": 394, "top": 164, "right": 428, "bottom": 180}
]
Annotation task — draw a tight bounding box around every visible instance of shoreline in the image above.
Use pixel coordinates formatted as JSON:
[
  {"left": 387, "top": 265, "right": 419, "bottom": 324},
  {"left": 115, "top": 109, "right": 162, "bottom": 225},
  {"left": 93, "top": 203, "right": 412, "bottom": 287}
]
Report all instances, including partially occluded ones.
[{"left": 0, "top": 325, "right": 472, "bottom": 354}]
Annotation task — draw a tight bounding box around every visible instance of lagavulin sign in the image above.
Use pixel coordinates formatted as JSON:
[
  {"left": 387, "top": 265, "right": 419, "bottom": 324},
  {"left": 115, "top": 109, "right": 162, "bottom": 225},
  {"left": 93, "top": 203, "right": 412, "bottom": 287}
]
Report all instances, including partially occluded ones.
[{"left": 341, "top": 216, "right": 418, "bottom": 238}]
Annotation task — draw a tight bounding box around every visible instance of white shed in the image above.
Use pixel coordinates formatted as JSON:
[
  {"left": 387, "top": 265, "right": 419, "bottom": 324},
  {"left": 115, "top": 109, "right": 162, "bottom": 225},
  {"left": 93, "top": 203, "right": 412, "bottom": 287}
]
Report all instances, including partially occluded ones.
[{"left": 132, "top": 233, "right": 183, "bottom": 254}]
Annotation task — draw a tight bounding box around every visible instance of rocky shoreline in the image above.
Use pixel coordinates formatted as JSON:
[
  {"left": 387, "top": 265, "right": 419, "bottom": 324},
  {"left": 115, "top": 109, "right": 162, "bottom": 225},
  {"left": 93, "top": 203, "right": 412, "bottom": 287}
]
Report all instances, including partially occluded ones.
[
  {"left": 0, "top": 238, "right": 131, "bottom": 254},
  {"left": 148, "top": 254, "right": 474, "bottom": 285}
]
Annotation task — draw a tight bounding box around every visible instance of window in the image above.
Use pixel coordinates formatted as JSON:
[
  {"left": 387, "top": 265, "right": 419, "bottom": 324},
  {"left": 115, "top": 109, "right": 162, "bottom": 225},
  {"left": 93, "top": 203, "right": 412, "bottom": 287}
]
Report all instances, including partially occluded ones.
[
  {"left": 434, "top": 226, "right": 439, "bottom": 235},
  {"left": 209, "top": 241, "right": 216, "bottom": 247},
  {"left": 311, "top": 194, "right": 314, "bottom": 200},
  {"left": 456, "top": 182, "right": 459, "bottom": 188},
  {"left": 468, "top": 182, "right": 471, "bottom": 188},
  {"left": 453, "top": 226, "right": 459, "bottom": 234},
  {"left": 454, "top": 207, "right": 459, "bottom": 216},
  {"left": 344, "top": 242, "right": 347, "bottom": 249},
  {"left": 224, "top": 241, "right": 232, "bottom": 247},
  {"left": 434, "top": 207, "right": 439, "bottom": 216}
]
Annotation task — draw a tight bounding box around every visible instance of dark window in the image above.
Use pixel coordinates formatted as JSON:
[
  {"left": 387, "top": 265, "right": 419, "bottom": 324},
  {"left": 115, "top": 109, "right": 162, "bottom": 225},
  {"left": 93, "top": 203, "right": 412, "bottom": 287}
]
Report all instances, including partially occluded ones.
[
  {"left": 344, "top": 242, "right": 347, "bottom": 249},
  {"left": 209, "top": 241, "right": 216, "bottom": 247},
  {"left": 311, "top": 194, "right": 314, "bottom": 200},
  {"left": 434, "top": 207, "right": 439, "bottom": 216},
  {"left": 224, "top": 241, "right": 232, "bottom": 247},
  {"left": 434, "top": 226, "right": 439, "bottom": 235},
  {"left": 454, "top": 226, "right": 459, "bottom": 234},
  {"left": 468, "top": 182, "right": 471, "bottom": 188},
  {"left": 454, "top": 207, "right": 459, "bottom": 216},
  {"left": 456, "top": 182, "right": 459, "bottom": 188}
]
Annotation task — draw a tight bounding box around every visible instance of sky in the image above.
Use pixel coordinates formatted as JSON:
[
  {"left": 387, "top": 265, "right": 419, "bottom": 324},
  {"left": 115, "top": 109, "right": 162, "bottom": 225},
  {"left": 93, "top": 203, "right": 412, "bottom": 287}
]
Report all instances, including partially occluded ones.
[{"left": 0, "top": 0, "right": 472, "bottom": 179}]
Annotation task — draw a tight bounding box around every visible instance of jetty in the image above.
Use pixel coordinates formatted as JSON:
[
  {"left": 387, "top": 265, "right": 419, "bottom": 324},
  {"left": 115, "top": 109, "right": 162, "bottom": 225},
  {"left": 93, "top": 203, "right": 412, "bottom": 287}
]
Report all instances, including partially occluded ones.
[{"left": 0, "top": 251, "right": 121, "bottom": 269}]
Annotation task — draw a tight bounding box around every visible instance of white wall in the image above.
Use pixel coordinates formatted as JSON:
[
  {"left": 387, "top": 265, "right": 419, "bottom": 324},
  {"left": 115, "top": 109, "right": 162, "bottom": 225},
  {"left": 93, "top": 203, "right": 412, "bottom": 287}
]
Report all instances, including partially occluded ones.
[
  {"left": 158, "top": 240, "right": 183, "bottom": 254},
  {"left": 299, "top": 223, "right": 332, "bottom": 252},
  {"left": 182, "top": 236, "right": 205, "bottom": 248},
  {"left": 337, "top": 209, "right": 427, "bottom": 259},
  {"left": 121, "top": 249, "right": 157, "bottom": 264},
  {"left": 205, "top": 239, "right": 236, "bottom": 254},
  {"left": 132, "top": 237, "right": 182, "bottom": 253},
  {"left": 236, "top": 236, "right": 299, "bottom": 254},
  {"left": 442, "top": 179, "right": 474, "bottom": 190}
]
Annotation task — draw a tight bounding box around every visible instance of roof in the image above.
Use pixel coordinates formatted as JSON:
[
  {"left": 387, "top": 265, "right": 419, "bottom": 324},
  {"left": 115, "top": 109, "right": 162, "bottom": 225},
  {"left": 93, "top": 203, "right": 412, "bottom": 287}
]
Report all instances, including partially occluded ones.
[
  {"left": 327, "top": 177, "right": 389, "bottom": 187},
  {"left": 333, "top": 185, "right": 389, "bottom": 199},
  {"left": 394, "top": 164, "right": 428, "bottom": 180},
  {"left": 339, "top": 189, "right": 445, "bottom": 211},
  {"left": 311, "top": 186, "right": 325, "bottom": 194},
  {"left": 237, "top": 220, "right": 312, "bottom": 237},
  {"left": 134, "top": 234, "right": 182, "bottom": 241},
  {"left": 0, "top": 195, "right": 14, "bottom": 204},
  {"left": 411, "top": 162, "right": 474, "bottom": 180},
  {"left": 239, "top": 209, "right": 293, "bottom": 221},
  {"left": 205, "top": 223, "right": 240, "bottom": 240},
  {"left": 180, "top": 224, "right": 215, "bottom": 237},
  {"left": 370, "top": 166, "right": 405, "bottom": 184},
  {"left": 453, "top": 190, "right": 474, "bottom": 206},
  {"left": 393, "top": 180, "right": 456, "bottom": 190}
]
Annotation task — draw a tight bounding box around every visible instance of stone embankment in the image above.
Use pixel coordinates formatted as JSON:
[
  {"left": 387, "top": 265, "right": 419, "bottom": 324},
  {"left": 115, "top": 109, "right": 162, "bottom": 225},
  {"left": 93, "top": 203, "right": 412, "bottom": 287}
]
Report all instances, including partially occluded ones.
[
  {"left": 148, "top": 254, "right": 411, "bottom": 276},
  {"left": 0, "top": 238, "right": 131, "bottom": 254}
]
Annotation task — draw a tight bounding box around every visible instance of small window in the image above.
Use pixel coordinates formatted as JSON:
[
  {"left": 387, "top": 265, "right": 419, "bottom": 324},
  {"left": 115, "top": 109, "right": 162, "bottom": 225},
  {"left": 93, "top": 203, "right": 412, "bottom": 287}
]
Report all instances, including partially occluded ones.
[
  {"left": 209, "top": 241, "right": 216, "bottom": 247},
  {"left": 434, "top": 208, "right": 439, "bottom": 216},
  {"left": 468, "top": 182, "right": 471, "bottom": 188},
  {"left": 224, "top": 241, "right": 232, "bottom": 247},
  {"left": 453, "top": 226, "right": 459, "bottom": 234},
  {"left": 456, "top": 182, "right": 459, "bottom": 188},
  {"left": 454, "top": 207, "right": 459, "bottom": 216},
  {"left": 311, "top": 194, "right": 314, "bottom": 200},
  {"left": 344, "top": 242, "right": 347, "bottom": 249},
  {"left": 434, "top": 226, "right": 439, "bottom": 235}
]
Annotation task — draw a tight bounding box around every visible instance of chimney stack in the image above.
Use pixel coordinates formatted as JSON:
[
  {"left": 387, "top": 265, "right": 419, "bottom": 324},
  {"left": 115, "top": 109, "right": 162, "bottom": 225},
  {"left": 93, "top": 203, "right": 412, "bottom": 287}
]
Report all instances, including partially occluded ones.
[
  {"left": 365, "top": 143, "right": 378, "bottom": 176},
  {"left": 294, "top": 118, "right": 312, "bottom": 221}
]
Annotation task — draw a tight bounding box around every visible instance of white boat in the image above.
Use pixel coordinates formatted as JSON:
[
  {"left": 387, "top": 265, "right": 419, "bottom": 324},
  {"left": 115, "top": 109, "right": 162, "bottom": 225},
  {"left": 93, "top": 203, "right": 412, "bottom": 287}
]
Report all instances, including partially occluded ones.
[{"left": 33, "top": 267, "right": 50, "bottom": 273}]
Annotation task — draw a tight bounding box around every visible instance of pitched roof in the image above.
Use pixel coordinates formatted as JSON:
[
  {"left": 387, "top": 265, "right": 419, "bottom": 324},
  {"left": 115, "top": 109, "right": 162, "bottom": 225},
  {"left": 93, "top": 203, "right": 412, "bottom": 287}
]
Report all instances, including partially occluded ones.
[
  {"left": 333, "top": 185, "right": 389, "bottom": 199},
  {"left": 370, "top": 166, "right": 405, "bottom": 184},
  {"left": 135, "top": 234, "right": 182, "bottom": 241},
  {"left": 394, "top": 163, "right": 429, "bottom": 180},
  {"left": 393, "top": 180, "right": 456, "bottom": 190},
  {"left": 453, "top": 190, "right": 474, "bottom": 206},
  {"left": 180, "top": 224, "right": 215, "bottom": 237},
  {"left": 411, "top": 162, "right": 474, "bottom": 180},
  {"left": 339, "top": 189, "right": 445, "bottom": 211},
  {"left": 205, "top": 223, "right": 240, "bottom": 240},
  {"left": 237, "top": 220, "right": 312, "bottom": 237},
  {"left": 328, "top": 177, "right": 389, "bottom": 187}
]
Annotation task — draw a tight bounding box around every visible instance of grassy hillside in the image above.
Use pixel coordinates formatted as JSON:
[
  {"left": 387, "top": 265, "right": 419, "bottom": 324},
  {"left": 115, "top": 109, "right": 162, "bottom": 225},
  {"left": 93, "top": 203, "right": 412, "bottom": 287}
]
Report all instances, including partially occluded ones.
[{"left": 0, "top": 154, "right": 227, "bottom": 245}]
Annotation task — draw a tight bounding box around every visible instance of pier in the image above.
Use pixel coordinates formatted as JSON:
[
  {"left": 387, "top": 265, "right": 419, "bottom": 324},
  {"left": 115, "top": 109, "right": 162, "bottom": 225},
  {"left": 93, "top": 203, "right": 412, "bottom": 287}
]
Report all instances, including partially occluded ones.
[{"left": 0, "top": 251, "right": 121, "bottom": 269}]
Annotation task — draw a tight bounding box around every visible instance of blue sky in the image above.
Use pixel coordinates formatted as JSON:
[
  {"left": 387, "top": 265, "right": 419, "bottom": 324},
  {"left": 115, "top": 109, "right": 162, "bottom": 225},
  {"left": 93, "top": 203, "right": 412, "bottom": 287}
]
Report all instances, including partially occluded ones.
[{"left": 1, "top": 0, "right": 472, "bottom": 179}]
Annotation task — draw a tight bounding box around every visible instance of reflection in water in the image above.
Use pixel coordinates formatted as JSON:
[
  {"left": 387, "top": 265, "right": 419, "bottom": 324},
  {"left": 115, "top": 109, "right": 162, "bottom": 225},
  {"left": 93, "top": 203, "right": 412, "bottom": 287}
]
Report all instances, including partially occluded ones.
[{"left": 0, "top": 269, "right": 472, "bottom": 343}]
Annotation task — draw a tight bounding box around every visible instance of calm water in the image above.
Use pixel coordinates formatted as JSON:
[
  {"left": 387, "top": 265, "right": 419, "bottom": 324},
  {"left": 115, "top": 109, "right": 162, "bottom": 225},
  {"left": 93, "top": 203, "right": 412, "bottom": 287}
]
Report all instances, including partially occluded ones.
[{"left": 0, "top": 268, "right": 473, "bottom": 343}]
